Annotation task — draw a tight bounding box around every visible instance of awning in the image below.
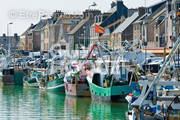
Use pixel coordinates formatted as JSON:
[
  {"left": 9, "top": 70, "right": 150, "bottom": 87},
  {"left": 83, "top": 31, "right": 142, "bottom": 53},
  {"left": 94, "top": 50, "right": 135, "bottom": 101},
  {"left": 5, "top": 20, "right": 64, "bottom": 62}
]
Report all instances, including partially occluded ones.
[{"left": 141, "top": 48, "right": 172, "bottom": 54}]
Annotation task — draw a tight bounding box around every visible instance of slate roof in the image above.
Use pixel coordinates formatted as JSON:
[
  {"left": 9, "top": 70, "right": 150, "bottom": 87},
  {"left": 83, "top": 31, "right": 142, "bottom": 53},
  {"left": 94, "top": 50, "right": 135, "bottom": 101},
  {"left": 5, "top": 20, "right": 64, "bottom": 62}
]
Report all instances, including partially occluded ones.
[
  {"left": 21, "top": 24, "right": 36, "bottom": 36},
  {"left": 147, "top": 0, "right": 166, "bottom": 14},
  {"left": 108, "top": 6, "right": 117, "bottom": 13},
  {"left": 112, "top": 12, "right": 139, "bottom": 34},
  {"left": 133, "top": 13, "right": 148, "bottom": 24},
  {"left": 32, "top": 19, "right": 50, "bottom": 31},
  {"left": 69, "top": 17, "right": 89, "bottom": 35},
  {"left": 147, "top": 0, "right": 166, "bottom": 8}
]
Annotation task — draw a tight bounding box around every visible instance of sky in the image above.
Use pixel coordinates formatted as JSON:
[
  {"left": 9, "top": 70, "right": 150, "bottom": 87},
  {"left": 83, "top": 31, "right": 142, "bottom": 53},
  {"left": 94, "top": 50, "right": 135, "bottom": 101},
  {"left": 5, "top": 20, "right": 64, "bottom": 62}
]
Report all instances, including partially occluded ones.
[{"left": 0, "top": 0, "right": 162, "bottom": 36}]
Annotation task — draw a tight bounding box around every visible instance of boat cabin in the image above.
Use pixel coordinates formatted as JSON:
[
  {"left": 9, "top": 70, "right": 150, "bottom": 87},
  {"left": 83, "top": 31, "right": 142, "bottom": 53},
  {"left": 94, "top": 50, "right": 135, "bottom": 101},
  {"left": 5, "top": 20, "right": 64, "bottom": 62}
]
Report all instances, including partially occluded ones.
[{"left": 2, "top": 68, "right": 29, "bottom": 85}]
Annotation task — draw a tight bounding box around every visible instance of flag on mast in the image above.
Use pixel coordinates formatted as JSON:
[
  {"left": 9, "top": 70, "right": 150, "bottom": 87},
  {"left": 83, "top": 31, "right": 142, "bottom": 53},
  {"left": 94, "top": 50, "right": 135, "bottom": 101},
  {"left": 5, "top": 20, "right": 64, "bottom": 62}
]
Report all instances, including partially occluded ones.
[{"left": 95, "top": 24, "right": 105, "bottom": 34}]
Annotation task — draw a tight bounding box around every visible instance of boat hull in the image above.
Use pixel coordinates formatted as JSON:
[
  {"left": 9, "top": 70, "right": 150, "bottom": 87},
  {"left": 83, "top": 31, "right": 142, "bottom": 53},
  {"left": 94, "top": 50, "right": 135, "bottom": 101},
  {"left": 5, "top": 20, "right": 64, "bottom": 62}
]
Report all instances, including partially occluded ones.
[
  {"left": 40, "top": 76, "right": 65, "bottom": 93},
  {"left": 2, "top": 74, "right": 24, "bottom": 85},
  {"left": 23, "top": 81, "right": 39, "bottom": 88},
  {"left": 88, "top": 81, "right": 132, "bottom": 102},
  {"left": 23, "top": 76, "right": 39, "bottom": 88},
  {"left": 46, "top": 84, "right": 65, "bottom": 92},
  {"left": 40, "top": 84, "right": 65, "bottom": 92},
  {"left": 65, "top": 83, "right": 90, "bottom": 97},
  {"left": 2, "top": 69, "right": 29, "bottom": 85}
]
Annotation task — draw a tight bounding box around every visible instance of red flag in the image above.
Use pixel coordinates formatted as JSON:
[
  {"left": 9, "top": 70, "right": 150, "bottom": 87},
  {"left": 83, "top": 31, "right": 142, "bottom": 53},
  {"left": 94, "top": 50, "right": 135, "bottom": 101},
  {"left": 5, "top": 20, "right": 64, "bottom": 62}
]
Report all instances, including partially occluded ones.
[
  {"left": 95, "top": 24, "right": 105, "bottom": 34},
  {"left": 67, "top": 25, "right": 70, "bottom": 32}
]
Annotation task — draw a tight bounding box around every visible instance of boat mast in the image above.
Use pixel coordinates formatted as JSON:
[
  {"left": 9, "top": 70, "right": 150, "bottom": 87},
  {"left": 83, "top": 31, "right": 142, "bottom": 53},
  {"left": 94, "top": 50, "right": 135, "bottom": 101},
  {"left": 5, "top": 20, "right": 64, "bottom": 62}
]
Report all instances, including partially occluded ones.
[{"left": 97, "top": 42, "right": 112, "bottom": 74}]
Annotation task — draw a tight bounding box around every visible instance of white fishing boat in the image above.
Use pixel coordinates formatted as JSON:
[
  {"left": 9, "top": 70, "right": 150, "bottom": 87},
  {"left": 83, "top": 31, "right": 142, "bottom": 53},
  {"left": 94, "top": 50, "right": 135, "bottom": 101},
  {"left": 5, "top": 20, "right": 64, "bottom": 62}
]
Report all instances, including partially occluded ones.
[
  {"left": 128, "top": 36, "right": 180, "bottom": 120},
  {"left": 64, "top": 61, "right": 91, "bottom": 97}
]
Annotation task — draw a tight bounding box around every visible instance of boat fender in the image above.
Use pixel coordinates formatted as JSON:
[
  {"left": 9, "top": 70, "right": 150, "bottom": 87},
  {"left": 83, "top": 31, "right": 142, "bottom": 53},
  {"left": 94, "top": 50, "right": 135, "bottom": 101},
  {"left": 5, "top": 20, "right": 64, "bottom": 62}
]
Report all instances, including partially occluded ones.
[
  {"left": 161, "top": 104, "right": 164, "bottom": 114},
  {"left": 163, "top": 104, "right": 167, "bottom": 116},
  {"left": 23, "top": 76, "right": 28, "bottom": 81},
  {"left": 156, "top": 101, "right": 161, "bottom": 114}
]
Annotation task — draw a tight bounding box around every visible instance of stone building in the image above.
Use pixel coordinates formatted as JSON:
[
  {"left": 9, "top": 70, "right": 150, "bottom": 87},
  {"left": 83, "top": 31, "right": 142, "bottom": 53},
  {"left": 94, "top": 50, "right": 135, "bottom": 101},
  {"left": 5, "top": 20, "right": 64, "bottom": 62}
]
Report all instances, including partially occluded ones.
[
  {"left": 68, "top": 9, "right": 101, "bottom": 50},
  {"left": 90, "top": 13, "right": 111, "bottom": 47},
  {"left": 30, "top": 20, "right": 48, "bottom": 52},
  {"left": 132, "top": 1, "right": 175, "bottom": 56},
  {"left": 19, "top": 24, "right": 35, "bottom": 51},
  {"left": 20, "top": 10, "right": 64, "bottom": 52},
  {"left": 111, "top": 12, "right": 139, "bottom": 50},
  {"left": 54, "top": 14, "right": 83, "bottom": 50},
  {"left": 133, "top": 1, "right": 167, "bottom": 48},
  {"left": 90, "top": 0, "right": 128, "bottom": 50},
  {"left": 146, "top": 5, "right": 166, "bottom": 48},
  {"left": 0, "top": 33, "right": 19, "bottom": 54}
]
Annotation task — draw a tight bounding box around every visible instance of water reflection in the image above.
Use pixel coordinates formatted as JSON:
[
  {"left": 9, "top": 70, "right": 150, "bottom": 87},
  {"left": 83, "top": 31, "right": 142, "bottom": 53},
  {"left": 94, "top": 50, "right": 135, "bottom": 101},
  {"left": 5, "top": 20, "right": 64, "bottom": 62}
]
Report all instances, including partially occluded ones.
[
  {"left": 88, "top": 101, "right": 128, "bottom": 120},
  {"left": 0, "top": 86, "right": 128, "bottom": 120},
  {"left": 0, "top": 85, "right": 33, "bottom": 119},
  {"left": 39, "top": 91, "right": 66, "bottom": 119},
  {"left": 64, "top": 96, "right": 91, "bottom": 120}
]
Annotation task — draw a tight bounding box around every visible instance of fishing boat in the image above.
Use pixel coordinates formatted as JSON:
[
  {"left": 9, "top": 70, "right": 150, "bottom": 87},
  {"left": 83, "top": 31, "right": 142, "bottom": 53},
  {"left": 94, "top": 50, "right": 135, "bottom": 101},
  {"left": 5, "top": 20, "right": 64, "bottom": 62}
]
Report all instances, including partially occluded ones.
[
  {"left": 39, "top": 73, "right": 65, "bottom": 92},
  {"left": 128, "top": 36, "right": 180, "bottom": 120},
  {"left": 23, "top": 70, "right": 42, "bottom": 88},
  {"left": 64, "top": 61, "right": 91, "bottom": 97},
  {"left": 87, "top": 50, "right": 139, "bottom": 102},
  {"left": 0, "top": 47, "right": 6, "bottom": 70},
  {"left": 64, "top": 43, "right": 105, "bottom": 97},
  {"left": 28, "top": 50, "right": 65, "bottom": 92},
  {"left": 2, "top": 67, "right": 29, "bottom": 85},
  {"left": 85, "top": 42, "right": 140, "bottom": 102},
  {"left": 64, "top": 44, "right": 102, "bottom": 97}
]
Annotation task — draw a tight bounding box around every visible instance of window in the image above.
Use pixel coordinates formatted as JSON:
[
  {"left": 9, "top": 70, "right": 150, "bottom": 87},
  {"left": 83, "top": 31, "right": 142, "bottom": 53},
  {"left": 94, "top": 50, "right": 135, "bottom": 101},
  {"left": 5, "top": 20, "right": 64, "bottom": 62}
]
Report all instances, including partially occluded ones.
[
  {"left": 137, "top": 25, "right": 139, "bottom": 30},
  {"left": 134, "top": 25, "right": 136, "bottom": 30},
  {"left": 61, "top": 45, "right": 66, "bottom": 50},
  {"left": 168, "top": 4, "right": 171, "bottom": 12},
  {"left": 156, "top": 36, "right": 158, "bottom": 42}
]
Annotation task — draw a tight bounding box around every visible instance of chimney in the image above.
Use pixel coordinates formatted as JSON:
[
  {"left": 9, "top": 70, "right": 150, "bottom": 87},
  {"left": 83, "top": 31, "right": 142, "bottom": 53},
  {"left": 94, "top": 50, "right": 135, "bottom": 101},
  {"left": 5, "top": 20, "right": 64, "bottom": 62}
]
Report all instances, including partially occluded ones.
[
  {"left": 117, "top": 0, "right": 125, "bottom": 10},
  {"left": 14, "top": 33, "right": 18, "bottom": 37},
  {"left": 116, "top": 0, "right": 128, "bottom": 18},
  {"left": 138, "top": 7, "right": 145, "bottom": 17},
  {"left": 117, "top": 0, "right": 123, "bottom": 3},
  {"left": 111, "top": 1, "right": 116, "bottom": 8},
  {"left": 3, "top": 34, "right": 6, "bottom": 37}
]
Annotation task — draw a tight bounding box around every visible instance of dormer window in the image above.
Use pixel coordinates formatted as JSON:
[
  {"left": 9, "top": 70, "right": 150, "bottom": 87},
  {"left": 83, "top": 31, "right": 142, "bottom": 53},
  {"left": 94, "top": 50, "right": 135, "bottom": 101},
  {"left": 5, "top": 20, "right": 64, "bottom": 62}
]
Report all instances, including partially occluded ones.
[{"left": 148, "top": 8, "right": 152, "bottom": 14}]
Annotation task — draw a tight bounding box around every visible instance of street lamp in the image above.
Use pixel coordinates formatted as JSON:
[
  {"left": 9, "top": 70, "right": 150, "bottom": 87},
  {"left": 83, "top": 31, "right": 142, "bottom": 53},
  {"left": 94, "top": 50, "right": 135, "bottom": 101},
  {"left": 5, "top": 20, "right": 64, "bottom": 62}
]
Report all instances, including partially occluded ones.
[
  {"left": 7, "top": 22, "right": 13, "bottom": 57},
  {"left": 87, "top": 2, "right": 97, "bottom": 49},
  {"left": 40, "top": 15, "right": 46, "bottom": 65}
]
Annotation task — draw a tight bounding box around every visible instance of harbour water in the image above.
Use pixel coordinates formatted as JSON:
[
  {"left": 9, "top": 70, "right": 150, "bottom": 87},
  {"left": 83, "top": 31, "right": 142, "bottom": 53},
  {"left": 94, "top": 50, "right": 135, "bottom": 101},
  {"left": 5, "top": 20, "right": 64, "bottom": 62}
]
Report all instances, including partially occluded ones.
[{"left": 0, "top": 85, "right": 128, "bottom": 120}]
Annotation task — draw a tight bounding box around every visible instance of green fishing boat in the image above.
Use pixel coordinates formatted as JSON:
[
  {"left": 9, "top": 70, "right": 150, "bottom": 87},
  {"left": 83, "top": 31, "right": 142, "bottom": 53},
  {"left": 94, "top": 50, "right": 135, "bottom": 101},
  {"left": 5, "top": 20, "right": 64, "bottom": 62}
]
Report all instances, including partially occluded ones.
[
  {"left": 39, "top": 73, "right": 65, "bottom": 92},
  {"left": 23, "top": 71, "right": 42, "bottom": 88},
  {"left": 87, "top": 56, "right": 139, "bottom": 102},
  {"left": 87, "top": 73, "right": 134, "bottom": 102}
]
